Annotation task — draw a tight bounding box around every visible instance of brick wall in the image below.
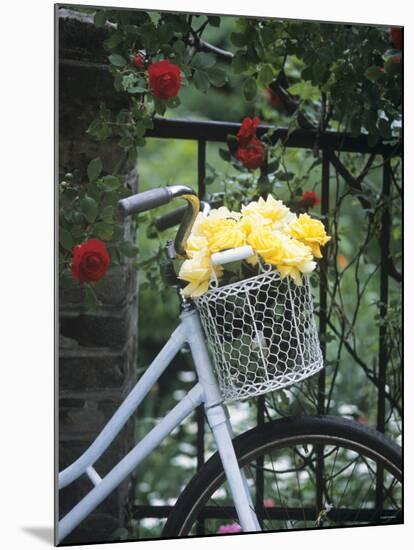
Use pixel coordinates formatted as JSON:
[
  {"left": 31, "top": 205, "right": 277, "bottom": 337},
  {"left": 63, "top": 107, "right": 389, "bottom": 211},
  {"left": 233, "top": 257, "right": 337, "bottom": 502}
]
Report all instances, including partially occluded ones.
[{"left": 58, "top": 8, "right": 138, "bottom": 543}]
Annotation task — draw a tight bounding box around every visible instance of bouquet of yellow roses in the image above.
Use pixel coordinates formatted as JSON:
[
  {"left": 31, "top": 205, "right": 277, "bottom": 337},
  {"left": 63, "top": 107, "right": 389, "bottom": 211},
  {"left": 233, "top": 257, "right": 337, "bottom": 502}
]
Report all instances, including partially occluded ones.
[{"left": 178, "top": 194, "right": 330, "bottom": 298}]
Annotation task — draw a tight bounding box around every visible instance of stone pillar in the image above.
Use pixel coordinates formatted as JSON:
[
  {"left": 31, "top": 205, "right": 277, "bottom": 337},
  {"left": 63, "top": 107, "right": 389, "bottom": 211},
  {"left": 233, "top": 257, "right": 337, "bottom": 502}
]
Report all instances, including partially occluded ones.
[{"left": 58, "top": 8, "right": 138, "bottom": 544}]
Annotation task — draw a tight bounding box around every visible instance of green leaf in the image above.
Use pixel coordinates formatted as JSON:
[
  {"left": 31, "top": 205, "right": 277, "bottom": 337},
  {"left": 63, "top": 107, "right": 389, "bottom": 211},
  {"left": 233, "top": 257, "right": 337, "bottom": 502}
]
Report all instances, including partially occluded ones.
[
  {"left": 84, "top": 284, "right": 102, "bottom": 313},
  {"left": 227, "top": 134, "right": 239, "bottom": 155},
  {"left": 384, "top": 56, "right": 401, "bottom": 76},
  {"left": 288, "top": 81, "right": 320, "bottom": 101},
  {"left": 231, "top": 32, "right": 246, "bottom": 47},
  {"left": 243, "top": 77, "right": 257, "bottom": 101},
  {"left": 232, "top": 51, "right": 249, "bottom": 74},
  {"left": 219, "top": 148, "right": 231, "bottom": 162},
  {"left": 260, "top": 26, "right": 274, "bottom": 47},
  {"left": 173, "top": 40, "right": 186, "bottom": 57},
  {"left": 154, "top": 99, "right": 166, "bottom": 116},
  {"left": 104, "top": 32, "right": 122, "bottom": 49},
  {"left": 119, "top": 241, "right": 139, "bottom": 258},
  {"left": 128, "top": 86, "right": 147, "bottom": 94},
  {"left": 312, "top": 62, "right": 327, "bottom": 84},
  {"left": 111, "top": 225, "right": 124, "bottom": 241},
  {"left": 94, "top": 10, "right": 106, "bottom": 28},
  {"left": 364, "top": 66, "right": 384, "bottom": 82},
  {"left": 207, "top": 67, "right": 227, "bottom": 87},
  {"left": 258, "top": 64, "right": 274, "bottom": 86},
  {"left": 101, "top": 205, "right": 114, "bottom": 223},
  {"left": 208, "top": 16, "right": 220, "bottom": 27},
  {"left": 267, "top": 159, "right": 280, "bottom": 172},
  {"left": 192, "top": 52, "right": 216, "bottom": 70},
  {"left": 135, "top": 121, "right": 146, "bottom": 138},
  {"left": 142, "top": 117, "right": 154, "bottom": 129},
  {"left": 99, "top": 175, "right": 121, "bottom": 192},
  {"left": 108, "top": 54, "right": 127, "bottom": 68},
  {"left": 59, "top": 226, "right": 73, "bottom": 251},
  {"left": 81, "top": 195, "right": 98, "bottom": 224},
  {"left": 166, "top": 97, "right": 181, "bottom": 109},
  {"left": 193, "top": 70, "right": 210, "bottom": 93},
  {"left": 94, "top": 222, "right": 114, "bottom": 240},
  {"left": 87, "top": 157, "right": 103, "bottom": 183}
]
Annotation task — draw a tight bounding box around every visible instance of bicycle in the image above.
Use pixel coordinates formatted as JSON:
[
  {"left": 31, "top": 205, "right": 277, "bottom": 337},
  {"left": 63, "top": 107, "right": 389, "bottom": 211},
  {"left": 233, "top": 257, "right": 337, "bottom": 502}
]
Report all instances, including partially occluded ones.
[{"left": 57, "top": 185, "right": 402, "bottom": 543}]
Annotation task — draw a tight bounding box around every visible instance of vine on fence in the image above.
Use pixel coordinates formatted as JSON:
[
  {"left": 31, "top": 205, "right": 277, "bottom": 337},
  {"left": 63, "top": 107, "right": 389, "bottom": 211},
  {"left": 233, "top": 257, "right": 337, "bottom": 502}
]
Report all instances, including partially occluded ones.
[{"left": 59, "top": 8, "right": 401, "bottom": 316}]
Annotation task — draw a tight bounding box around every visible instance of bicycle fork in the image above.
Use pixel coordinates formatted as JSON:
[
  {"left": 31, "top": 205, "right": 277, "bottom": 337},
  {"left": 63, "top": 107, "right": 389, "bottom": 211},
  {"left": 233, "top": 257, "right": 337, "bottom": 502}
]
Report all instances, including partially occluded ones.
[
  {"left": 183, "top": 309, "right": 261, "bottom": 532},
  {"left": 205, "top": 403, "right": 261, "bottom": 531}
]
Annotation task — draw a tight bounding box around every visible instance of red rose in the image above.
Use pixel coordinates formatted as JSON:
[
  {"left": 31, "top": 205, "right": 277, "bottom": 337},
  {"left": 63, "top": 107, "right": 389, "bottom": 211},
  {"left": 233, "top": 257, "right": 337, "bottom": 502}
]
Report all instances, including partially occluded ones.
[
  {"left": 237, "top": 116, "right": 261, "bottom": 147},
  {"left": 300, "top": 191, "right": 321, "bottom": 209},
  {"left": 236, "top": 138, "right": 266, "bottom": 170},
  {"left": 390, "top": 27, "right": 402, "bottom": 50},
  {"left": 71, "top": 239, "right": 110, "bottom": 283},
  {"left": 132, "top": 53, "right": 145, "bottom": 69},
  {"left": 392, "top": 55, "right": 402, "bottom": 64},
  {"left": 148, "top": 59, "right": 181, "bottom": 100}
]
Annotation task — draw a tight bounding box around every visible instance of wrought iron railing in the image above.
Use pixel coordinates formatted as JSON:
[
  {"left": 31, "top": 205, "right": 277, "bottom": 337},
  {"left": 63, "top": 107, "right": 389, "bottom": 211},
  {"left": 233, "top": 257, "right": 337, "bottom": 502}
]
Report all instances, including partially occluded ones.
[{"left": 131, "top": 117, "right": 402, "bottom": 528}]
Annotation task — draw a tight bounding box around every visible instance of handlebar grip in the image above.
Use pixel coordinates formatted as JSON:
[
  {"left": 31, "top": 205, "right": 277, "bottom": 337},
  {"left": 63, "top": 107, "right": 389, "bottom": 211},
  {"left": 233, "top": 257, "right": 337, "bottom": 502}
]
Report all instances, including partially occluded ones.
[
  {"left": 154, "top": 205, "right": 187, "bottom": 231},
  {"left": 118, "top": 187, "right": 172, "bottom": 217}
]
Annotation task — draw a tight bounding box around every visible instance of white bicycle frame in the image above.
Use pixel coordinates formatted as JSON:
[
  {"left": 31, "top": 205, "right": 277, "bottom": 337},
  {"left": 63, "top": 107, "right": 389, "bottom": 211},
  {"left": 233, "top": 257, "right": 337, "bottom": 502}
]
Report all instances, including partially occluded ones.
[{"left": 58, "top": 306, "right": 261, "bottom": 543}]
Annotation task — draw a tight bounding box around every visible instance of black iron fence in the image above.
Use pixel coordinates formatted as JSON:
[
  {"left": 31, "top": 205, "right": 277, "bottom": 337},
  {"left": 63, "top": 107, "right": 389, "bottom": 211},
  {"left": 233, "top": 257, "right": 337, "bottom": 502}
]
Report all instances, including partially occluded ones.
[{"left": 131, "top": 117, "right": 402, "bottom": 526}]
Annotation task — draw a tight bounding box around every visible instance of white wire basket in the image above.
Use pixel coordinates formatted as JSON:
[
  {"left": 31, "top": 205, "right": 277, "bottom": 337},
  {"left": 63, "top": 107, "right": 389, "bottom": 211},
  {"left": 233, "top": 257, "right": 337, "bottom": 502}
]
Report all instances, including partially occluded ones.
[{"left": 194, "top": 269, "right": 324, "bottom": 402}]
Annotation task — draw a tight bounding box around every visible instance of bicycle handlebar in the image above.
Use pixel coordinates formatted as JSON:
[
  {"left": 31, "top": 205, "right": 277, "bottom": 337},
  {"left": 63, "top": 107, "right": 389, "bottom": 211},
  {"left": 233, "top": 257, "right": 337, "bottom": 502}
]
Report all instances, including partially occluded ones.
[
  {"left": 118, "top": 187, "right": 172, "bottom": 217},
  {"left": 118, "top": 185, "right": 200, "bottom": 258},
  {"left": 211, "top": 245, "right": 255, "bottom": 266}
]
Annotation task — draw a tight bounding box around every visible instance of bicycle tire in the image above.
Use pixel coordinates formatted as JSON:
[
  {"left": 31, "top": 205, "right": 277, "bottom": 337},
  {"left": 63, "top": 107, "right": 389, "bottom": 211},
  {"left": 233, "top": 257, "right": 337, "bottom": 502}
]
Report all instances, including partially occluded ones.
[{"left": 162, "top": 415, "right": 402, "bottom": 537}]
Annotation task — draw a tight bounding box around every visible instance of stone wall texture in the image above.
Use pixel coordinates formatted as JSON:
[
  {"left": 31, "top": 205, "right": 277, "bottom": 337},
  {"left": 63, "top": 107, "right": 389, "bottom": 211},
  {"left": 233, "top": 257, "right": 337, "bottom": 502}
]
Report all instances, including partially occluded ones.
[{"left": 58, "top": 8, "right": 138, "bottom": 544}]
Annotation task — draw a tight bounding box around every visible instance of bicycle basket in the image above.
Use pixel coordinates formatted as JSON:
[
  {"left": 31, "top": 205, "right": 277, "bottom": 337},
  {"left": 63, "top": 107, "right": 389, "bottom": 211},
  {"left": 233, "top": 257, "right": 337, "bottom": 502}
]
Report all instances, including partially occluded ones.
[{"left": 194, "top": 269, "right": 323, "bottom": 402}]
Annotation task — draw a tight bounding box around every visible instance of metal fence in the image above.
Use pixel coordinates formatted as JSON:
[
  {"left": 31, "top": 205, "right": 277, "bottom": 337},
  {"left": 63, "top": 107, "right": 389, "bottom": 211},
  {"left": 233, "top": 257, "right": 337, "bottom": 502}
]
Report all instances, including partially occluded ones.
[{"left": 131, "top": 117, "right": 402, "bottom": 527}]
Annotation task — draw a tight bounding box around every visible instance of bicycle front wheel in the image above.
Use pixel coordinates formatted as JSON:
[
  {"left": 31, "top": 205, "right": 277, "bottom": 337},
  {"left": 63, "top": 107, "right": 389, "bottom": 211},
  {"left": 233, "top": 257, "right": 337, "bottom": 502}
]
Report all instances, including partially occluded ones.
[{"left": 163, "top": 415, "right": 402, "bottom": 537}]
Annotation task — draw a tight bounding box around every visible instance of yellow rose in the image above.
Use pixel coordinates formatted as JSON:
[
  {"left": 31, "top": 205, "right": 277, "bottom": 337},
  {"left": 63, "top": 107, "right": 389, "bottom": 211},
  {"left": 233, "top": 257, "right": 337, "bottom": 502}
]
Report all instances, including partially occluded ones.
[
  {"left": 189, "top": 206, "right": 245, "bottom": 254},
  {"left": 276, "top": 235, "right": 316, "bottom": 285},
  {"left": 185, "top": 234, "right": 208, "bottom": 258},
  {"left": 238, "top": 212, "right": 271, "bottom": 237},
  {"left": 178, "top": 249, "right": 223, "bottom": 297},
  {"left": 288, "top": 213, "right": 331, "bottom": 258},
  {"left": 242, "top": 194, "right": 295, "bottom": 230},
  {"left": 248, "top": 227, "right": 315, "bottom": 284},
  {"left": 205, "top": 218, "right": 246, "bottom": 253},
  {"left": 247, "top": 226, "right": 286, "bottom": 266},
  {"left": 192, "top": 206, "right": 240, "bottom": 237}
]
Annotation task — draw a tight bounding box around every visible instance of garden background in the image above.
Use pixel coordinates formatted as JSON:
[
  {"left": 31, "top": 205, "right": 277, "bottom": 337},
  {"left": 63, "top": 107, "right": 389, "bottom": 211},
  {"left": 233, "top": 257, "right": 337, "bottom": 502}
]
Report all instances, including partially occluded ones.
[{"left": 58, "top": 5, "right": 402, "bottom": 543}]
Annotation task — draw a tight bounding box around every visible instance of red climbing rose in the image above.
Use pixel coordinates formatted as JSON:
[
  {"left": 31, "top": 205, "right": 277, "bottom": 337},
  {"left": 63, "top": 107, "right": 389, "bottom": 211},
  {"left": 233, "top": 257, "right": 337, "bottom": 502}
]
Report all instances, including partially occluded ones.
[
  {"left": 71, "top": 239, "right": 110, "bottom": 283},
  {"left": 236, "top": 137, "right": 266, "bottom": 170},
  {"left": 132, "top": 53, "right": 145, "bottom": 69},
  {"left": 148, "top": 59, "right": 181, "bottom": 100},
  {"left": 300, "top": 191, "right": 321, "bottom": 209},
  {"left": 237, "top": 116, "right": 261, "bottom": 147},
  {"left": 390, "top": 27, "right": 402, "bottom": 50}
]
